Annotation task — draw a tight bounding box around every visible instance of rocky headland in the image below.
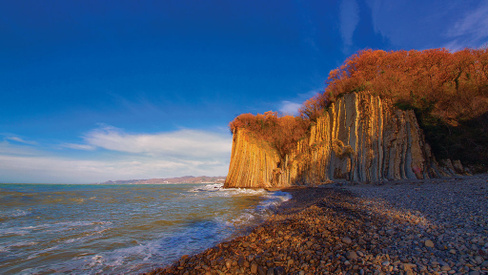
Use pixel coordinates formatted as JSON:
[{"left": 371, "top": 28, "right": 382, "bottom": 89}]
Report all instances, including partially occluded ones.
[
  {"left": 147, "top": 174, "right": 488, "bottom": 275},
  {"left": 225, "top": 93, "right": 465, "bottom": 189},
  {"left": 147, "top": 48, "right": 488, "bottom": 274}
]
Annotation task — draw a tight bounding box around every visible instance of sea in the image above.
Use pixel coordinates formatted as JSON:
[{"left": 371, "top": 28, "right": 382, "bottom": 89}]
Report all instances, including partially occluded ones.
[{"left": 0, "top": 183, "right": 291, "bottom": 274}]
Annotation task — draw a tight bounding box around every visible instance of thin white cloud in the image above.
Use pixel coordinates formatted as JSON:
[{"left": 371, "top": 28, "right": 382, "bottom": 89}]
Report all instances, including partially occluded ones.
[
  {"left": 276, "top": 88, "right": 324, "bottom": 116},
  {"left": 5, "top": 136, "right": 38, "bottom": 145},
  {"left": 445, "top": 1, "right": 488, "bottom": 50},
  {"left": 0, "top": 141, "right": 42, "bottom": 156},
  {"left": 279, "top": 101, "right": 302, "bottom": 115},
  {"left": 366, "top": 0, "right": 488, "bottom": 50},
  {"left": 0, "top": 154, "right": 228, "bottom": 184},
  {"left": 61, "top": 143, "right": 97, "bottom": 151},
  {"left": 83, "top": 126, "right": 232, "bottom": 159},
  {"left": 0, "top": 127, "right": 232, "bottom": 183},
  {"left": 340, "top": 0, "right": 360, "bottom": 52}
]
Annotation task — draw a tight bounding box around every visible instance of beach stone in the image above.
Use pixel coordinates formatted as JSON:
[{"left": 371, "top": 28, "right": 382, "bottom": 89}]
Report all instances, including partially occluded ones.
[
  {"left": 346, "top": 251, "right": 358, "bottom": 260},
  {"left": 237, "top": 257, "right": 244, "bottom": 267},
  {"left": 474, "top": 256, "right": 483, "bottom": 264},
  {"left": 342, "top": 237, "right": 352, "bottom": 244},
  {"left": 441, "top": 265, "right": 451, "bottom": 271},
  {"left": 274, "top": 266, "right": 285, "bottom": 275},
  {"left": 468, "top": 271, "right": 480, "bottom": 275},
  {"left": 152, "top": 176, "right": 488, "bottom": 275},
  {"left": 425, "top": 239, "right": 435, "bottom": 248},
  {"left": 251, "top": 263, "right": 258, "bottom": 274}
]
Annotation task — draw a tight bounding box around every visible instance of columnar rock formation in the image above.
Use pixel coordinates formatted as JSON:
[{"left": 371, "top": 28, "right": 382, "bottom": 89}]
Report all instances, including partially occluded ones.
[{"left": 225, "top": 93, "right": 452, "bottom": 188}]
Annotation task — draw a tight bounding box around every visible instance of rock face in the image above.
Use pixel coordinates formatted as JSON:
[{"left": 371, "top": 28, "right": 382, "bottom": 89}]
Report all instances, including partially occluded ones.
[{"left": 225, "top": 93, "right": 451, "bottom": 188}]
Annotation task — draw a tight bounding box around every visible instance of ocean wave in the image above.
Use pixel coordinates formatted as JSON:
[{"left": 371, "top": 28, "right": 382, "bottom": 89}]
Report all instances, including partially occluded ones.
[
  {"left": 258, "top": 191, "right": 292, "bottom": 211},
  {"left": 0, "top": 209, "right": 32, "bottom": 220},
  {"left": 189, "top": 183, "right": 269, "bottom": 197},
  {"left": 228, "top": 190, "right": 292, "bottom": 227},
  {"left": 0, "top": 220, "right": 112, "bottom": 237}
]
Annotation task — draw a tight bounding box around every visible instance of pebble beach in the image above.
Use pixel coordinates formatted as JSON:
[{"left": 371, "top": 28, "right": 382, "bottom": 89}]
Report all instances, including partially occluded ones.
[{"left": 147, "top": 174, "right": 488, "bottom": 275}]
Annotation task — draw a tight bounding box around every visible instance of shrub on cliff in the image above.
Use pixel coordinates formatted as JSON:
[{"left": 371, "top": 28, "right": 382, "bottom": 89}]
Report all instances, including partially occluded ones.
[
  {"left": 229, "top": 111, "right": 310, "bottom": 159},
  {"left": 300, "top": 48, "right": 488, "bottom": 170}
]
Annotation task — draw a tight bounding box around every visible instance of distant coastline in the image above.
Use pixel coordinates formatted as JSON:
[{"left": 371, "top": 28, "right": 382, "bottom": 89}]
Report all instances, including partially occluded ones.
[{"left": 99, "top": 175, "right": 226, "bottom": 185}]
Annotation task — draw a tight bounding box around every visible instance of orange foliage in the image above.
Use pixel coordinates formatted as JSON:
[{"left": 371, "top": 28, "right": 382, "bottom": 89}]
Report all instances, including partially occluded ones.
[
  {"left": 300, "top": 48, "right": 488, "bottom": 124},
  {"left": 298, "top": 47, "right": 488, "bottom": 169},
  {"left": 229, "top": 111, "right": 310, "bottom": 159},
  {"left": 230, "top": 48, "right": 488, "bottom": 169}
]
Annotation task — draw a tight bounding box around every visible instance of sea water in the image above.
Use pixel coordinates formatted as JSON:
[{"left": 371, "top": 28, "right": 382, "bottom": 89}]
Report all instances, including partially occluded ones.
[{"left": 0, "top": 183, "right": 291, "bottom": 274}]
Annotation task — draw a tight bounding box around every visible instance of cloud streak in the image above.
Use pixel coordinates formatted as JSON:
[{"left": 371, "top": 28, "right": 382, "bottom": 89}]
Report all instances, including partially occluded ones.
[
  {"left": 445, "top": 1, "right": 488, "bottom": 50},
  {"left": 366, "top": 0, "right": 488, "bottom": 50},
  {"left": 279, "top": 101, "right": 302, "bottom": 115},
  {"left": 0, "top": 154, "right": 228, "bottom": 184},
  {"left": 0, "top": 127, "right": 233, "bottom": 183},
  {"left": 340, "top": 0, "right": 359, "bottom": 53},
  {"left": 83, "top": 126, "right": 232, "bottom": 159}
]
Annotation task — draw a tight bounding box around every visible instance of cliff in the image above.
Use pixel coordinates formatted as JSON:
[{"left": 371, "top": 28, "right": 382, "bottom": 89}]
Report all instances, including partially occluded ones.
[{"left": 225, "top": 93, "right": 457, "bottom": 188}]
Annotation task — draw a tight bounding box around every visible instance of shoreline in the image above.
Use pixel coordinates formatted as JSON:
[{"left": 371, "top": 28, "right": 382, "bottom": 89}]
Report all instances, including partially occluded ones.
[{"left": 146, "top": 174, "right": 488, "bottom": 275}]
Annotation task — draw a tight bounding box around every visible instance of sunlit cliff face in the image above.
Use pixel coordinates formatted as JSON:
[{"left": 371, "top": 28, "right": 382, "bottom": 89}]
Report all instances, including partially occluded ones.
[{"left": 225, "top": 93, "right": 463, "bottom": 188}]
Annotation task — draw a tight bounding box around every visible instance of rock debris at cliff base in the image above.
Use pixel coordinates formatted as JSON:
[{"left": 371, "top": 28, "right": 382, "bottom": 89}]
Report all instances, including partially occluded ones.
[{"left": 147, "top": 174, "right": 488, "bottom": 275}]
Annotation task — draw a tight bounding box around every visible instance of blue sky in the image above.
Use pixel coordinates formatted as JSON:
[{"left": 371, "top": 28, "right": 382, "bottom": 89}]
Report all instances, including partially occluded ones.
[{"left": 1, "top": 0, "right": 487, "bottom": 183}]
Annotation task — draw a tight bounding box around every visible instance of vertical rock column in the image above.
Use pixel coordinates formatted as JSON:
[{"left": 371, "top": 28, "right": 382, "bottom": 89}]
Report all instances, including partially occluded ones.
[
  {"left": 224, "top": 129, "right": 282, "bottom": 188},
  {"left": 225, "top": 92, "right": 441, "bottom": 188}
]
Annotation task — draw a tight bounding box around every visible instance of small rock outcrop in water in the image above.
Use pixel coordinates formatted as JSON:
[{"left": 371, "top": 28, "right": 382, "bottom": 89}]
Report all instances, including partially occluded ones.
[{"left": 225, "top": 93, "right": 459, "bottom": 188}]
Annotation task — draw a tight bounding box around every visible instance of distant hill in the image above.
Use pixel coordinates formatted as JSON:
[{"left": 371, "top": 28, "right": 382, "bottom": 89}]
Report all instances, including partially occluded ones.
[{"left": 101, "top": 176, "right": 226, "bottom": 185}]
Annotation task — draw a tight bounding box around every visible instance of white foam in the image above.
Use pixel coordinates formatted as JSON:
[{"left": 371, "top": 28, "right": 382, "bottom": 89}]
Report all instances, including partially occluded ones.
[
  {"left": 0, "top": 227, "right": 30, "bottom": 236},
  {"left": 228, "top": 190, "right": 292, "bottom": 227},
  {"left": 10, "top": 241, "right": 39, "bottom": 248},
  {"left": 0, "top": 209, "right": 32, "bottom": 219},
  {"left": 189, "top": 183, "right": 268, "bottom": 198},
  {"left": 190, "top": 183, "right": 223, "bottom": 192},
  {"left": 259, "top": 191, "right": 292, "bottom": 211}
]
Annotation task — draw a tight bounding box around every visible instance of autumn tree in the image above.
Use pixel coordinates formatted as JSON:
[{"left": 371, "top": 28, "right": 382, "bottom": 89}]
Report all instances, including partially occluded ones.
[
  {"left": 298, "top": 48, "right": 488, "bottom": 170},
  {"left": 230, "top": 111, "right": 310, "bottom": 159}
]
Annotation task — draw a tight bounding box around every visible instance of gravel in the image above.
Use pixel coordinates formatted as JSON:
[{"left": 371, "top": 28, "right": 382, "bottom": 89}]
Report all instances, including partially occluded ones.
[
  {"left": 146, "top": 173, "right": 488, "bottom": 275},
  {"left": 344, "top": 173, "right": 488, "bottom": 274}
]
